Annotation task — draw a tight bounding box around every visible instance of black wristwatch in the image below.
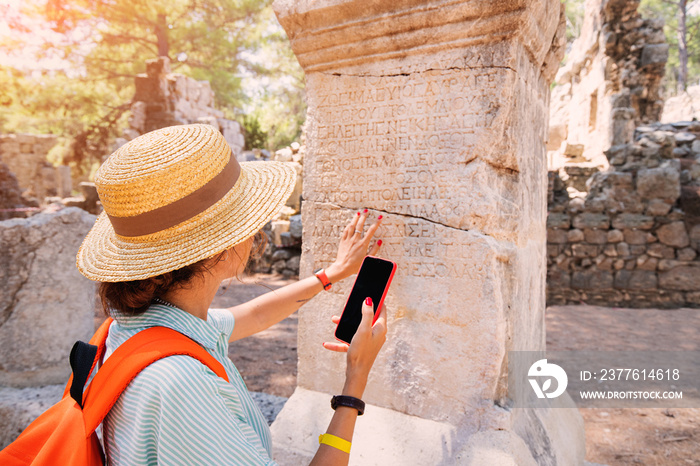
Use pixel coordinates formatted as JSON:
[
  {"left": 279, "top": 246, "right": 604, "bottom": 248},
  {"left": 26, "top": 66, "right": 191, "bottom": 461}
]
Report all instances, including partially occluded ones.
[{"left": 331, "top": 395, "right": 365, "bottom": 416}]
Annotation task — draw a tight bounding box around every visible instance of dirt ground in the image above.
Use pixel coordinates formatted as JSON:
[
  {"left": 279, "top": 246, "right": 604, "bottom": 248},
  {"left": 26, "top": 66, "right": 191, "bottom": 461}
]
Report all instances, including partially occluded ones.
[{"left": 96, "top": 275, "right": 700, "bottom": 465}]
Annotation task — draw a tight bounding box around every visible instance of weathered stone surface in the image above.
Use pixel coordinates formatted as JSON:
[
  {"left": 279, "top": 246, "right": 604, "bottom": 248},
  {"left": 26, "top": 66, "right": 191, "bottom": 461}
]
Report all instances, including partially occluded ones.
[
  {"left": 647, "top": 242, "right": 676, "bottom": 259},
  {"left": 567, "top": 228, "right": 584, "bottom": 242},
  {"left": 572, "top": 213, "right": 610, "bottom": 229},
  {"left": 0, "top": 162, "right": 33, "bottom": 220},
  {"left": 0, "top": 208, "right": 96, "bottom": 387},
  {"left": 617, "top": 242, "right": 631, "bottom": 257},
  {"left": 659, "top": 266, "right": 700, "bottom": 290},
  {"left": 641, "top": 44, "right": 669, "bottom": 67},
  {"left": 548, "top": 267, "right": 570, "bottom": 288},
  {"left": 572, "top": 244, "right": 599, "bottom": 258},
  {"left": 548, "top": 228, "right": 567, "bottom": 244},
  {"left": 646, "top": 199, "right": 672, "bottom": 216},
  {"left": 612, "top": 213, "right": 654, "bottom": 230},
  {"left": 658, "top": 259, "right": 683, "bottom": 271},
  {"left": 572, "top": 270, "right": 613, "bottom": 290},
  {"left": 584, "top": 228, "right": 608, "bottom": 244},
  {"left": 623, "top": 229, "right": 648, "bottom": 245},
  {"left": 607, "top": 229, "right": 624, "bottom": 243},
  {"left": 614, "top": 270, "right": 657, "bottom": 290},
  {"left": 288, "top": 214, "right": 302, "bottom": 240},
  {"left": 547, "top": 213, "right": 570, "bottom": 228},
  {"left": 677, "top": 247, "right": 697, "bottom": 261},
  {"left": 274, "top": 0, "right": 581, "bottom": 462},
  {"left": 637, "top": 162, "right": 681, "bottom": 202},
  {"left": 0, "top": 134, "right": 58, "bottom": 201},
  {"left": 656, "top": 221, "right": 689, "bottom": 248},
  {"left": 637, "top": 256, "right": 658, "bottom": 271},
  {"left": 663, "top": 85, "right": 700, "bottom": 123}
]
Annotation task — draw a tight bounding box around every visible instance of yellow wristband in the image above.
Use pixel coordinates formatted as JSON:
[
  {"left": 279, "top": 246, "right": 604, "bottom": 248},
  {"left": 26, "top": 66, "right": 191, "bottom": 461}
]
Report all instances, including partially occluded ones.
[{"left": 318, "top": 433, "right": 351, "bottom": 453}]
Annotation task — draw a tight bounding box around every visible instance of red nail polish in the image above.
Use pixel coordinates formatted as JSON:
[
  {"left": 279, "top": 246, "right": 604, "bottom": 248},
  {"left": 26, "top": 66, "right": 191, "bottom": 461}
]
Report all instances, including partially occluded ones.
[
  {"left": 364, "top": 209, "right": 368, "bottom": 213},
  {"left": 378, "top": 215, "right": 383, "bottom": 219},
  {"left": 365, "top": 297, "right": 372, "bottom": 306},
  {"left": 357, "top": 212, "right": 360, "bottom": 216},
  {"left": 377, "top": 239, "right": 382, "bottom": 246}
]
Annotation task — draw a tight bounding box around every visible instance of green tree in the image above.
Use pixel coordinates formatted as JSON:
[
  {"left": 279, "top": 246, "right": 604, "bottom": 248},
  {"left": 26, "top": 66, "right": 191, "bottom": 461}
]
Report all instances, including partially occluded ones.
[
  {"left": 1, "top": 0, "right": 306, "bottom": 170},
  {"left": 641, "top": 0, "right": 700, "bottom": 93}
]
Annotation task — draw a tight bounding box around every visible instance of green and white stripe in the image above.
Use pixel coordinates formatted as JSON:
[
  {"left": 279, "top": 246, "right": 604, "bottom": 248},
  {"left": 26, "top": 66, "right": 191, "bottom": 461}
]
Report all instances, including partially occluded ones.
[{"left": 102, "top": 304, "right": 277, "bottom": 465}]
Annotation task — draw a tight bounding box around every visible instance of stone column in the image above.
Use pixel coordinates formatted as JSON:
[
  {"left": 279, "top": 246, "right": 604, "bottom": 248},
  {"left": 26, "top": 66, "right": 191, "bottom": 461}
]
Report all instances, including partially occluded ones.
[{"left": 271, "top": 1, "right": 584, "bottom": 464}]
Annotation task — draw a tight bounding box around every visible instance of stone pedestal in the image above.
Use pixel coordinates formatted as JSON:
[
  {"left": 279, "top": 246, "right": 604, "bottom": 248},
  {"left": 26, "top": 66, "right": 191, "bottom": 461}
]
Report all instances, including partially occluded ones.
[{"left": 272, "top": 1, "right": 584, "bottom": 464}]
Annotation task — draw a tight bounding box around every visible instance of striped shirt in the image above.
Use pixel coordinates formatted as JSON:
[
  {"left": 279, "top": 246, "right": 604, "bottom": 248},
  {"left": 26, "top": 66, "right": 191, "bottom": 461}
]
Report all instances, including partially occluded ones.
[{"left": 102, "top": 303, "right": 278, "bottom": 465}]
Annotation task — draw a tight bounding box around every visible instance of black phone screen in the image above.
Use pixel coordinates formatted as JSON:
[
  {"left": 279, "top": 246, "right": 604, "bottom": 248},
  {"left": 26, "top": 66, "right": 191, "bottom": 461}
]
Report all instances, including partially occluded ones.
[{"left": 335, "top": 256, "right": 395, "bottom": 344}]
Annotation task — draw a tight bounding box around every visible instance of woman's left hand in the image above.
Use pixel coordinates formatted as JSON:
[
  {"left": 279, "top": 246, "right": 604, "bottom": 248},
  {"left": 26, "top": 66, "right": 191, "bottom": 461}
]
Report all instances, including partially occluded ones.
[{"left": 326, "top": 209, "right": 382, "bottom": 283}]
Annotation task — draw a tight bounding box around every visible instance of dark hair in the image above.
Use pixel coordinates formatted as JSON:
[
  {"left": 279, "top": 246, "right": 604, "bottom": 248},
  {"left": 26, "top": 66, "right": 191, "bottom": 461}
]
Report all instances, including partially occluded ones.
[{"left": 99, "top": 231, "right": 268, "bottom": 316}]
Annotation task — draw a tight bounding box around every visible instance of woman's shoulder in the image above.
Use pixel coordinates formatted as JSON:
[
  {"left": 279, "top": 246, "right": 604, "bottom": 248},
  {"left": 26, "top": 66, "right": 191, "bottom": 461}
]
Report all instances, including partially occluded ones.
[{"left": 207, "top": 307, "right": 236, "bottom": 338}]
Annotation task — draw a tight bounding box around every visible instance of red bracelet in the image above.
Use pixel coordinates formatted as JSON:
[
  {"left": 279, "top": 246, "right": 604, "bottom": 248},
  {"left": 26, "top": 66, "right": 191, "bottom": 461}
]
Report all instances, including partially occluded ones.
[{"left": 313, "top": 268, "right": 332, "bottom": 291}]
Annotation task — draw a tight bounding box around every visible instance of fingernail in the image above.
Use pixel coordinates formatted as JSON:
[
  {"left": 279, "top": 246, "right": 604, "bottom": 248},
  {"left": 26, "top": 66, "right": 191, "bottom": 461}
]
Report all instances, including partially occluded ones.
[
  {"left": 357, "top": 212, "right": 360, "bottom": 216},
  {"left": 377, "top": 239, "right": 383, "bottom": 246},
  {"left": 365, "top": 297, "right": 372, "bottom": 306},
  {"left": 378, "top": 215, "right": 383, "bottom": 220},
  {"left": 363, "top": 209, "right": 368, "bottom": 213}
]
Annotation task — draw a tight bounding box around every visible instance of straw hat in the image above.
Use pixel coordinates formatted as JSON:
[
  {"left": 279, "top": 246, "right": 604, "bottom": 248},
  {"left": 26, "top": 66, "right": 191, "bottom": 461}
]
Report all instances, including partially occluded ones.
[{"left": 77, "top": 124, "right": 296, "bottom": 282}]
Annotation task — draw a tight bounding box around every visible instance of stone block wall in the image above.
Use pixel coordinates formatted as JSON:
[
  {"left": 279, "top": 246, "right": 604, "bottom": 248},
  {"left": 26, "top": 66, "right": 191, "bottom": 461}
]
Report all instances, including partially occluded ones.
[
  {"left": 547, "top": 120, "right": 700, "bottom": 307},
  {"left": 0, "top": 134, "right": 64, "bottom": 201}
]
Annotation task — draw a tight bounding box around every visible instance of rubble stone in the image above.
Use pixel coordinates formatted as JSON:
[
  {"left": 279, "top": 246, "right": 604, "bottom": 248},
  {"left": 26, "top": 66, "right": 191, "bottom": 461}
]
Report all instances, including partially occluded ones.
[
  {"left": 656, "top": 221, "right": 689, "bottom": 248},
  {"left": 0, "top": 208, "right": 95, "bottom": 387}
]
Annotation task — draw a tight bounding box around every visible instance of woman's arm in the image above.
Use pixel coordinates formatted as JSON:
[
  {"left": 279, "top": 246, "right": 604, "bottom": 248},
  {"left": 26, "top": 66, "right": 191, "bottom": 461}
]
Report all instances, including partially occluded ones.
[
  {"left": 309, "top": 297, "right": 387, "bottom": 466},
  {"left": 227, "top": 210, "right": 382, "bottom": 342}
]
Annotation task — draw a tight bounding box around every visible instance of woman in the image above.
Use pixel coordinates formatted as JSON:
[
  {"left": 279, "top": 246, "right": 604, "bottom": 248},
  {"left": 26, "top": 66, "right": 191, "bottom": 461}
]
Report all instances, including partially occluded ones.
[{"left": 76, "top": 124, "right": 387, "bottom": 465}]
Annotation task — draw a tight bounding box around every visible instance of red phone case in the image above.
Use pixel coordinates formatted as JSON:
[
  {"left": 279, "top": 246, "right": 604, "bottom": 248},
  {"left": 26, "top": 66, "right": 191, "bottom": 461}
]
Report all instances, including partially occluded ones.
[{"left": 334, "top": 255, "right": 397, "bottom": 344}]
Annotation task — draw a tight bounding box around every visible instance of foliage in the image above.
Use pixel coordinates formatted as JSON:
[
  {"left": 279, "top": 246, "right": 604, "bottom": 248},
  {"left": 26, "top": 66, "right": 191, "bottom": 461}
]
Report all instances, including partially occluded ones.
[
  {"left": 640, "top": 0, "right": 700, "bottom": 93},
  {"left": 238, "top": 6, "right": 306, "bottom": 151},
  {"left": 564, "top": 0, "right": 586, "bottom": 45},
  {"left": 241, "top": 114, "right": 267, "bottom": 150},
  {"left": 0, "top": 0, "right": 306, "bottom": 172}
]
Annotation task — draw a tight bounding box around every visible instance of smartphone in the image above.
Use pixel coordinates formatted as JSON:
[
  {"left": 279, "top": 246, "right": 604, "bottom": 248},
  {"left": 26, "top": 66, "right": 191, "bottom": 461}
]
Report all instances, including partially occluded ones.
[{"left": 334, "top": 256, "right": 397, "bottom": 344}]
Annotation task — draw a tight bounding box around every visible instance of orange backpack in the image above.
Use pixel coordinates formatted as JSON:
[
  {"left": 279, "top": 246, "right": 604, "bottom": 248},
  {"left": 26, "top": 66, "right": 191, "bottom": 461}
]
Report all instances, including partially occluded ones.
[{"left": 0, "top": 318, "right": 229, "bottom": 465}]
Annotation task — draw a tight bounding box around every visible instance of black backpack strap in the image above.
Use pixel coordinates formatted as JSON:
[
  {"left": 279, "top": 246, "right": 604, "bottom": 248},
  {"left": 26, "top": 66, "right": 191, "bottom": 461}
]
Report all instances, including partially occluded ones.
[{"left": 69, "top": 341, "right": 98, "bottom": 408}]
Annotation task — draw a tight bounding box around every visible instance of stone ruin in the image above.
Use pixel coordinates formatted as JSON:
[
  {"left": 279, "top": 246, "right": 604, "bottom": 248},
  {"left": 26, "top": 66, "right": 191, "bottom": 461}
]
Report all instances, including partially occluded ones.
[
  {"left": 548, "top": 121, "right": 700, "bottom": 307},
  {"left": 0, "top": 134, "right": 71, "bottom": 204},
  {"left": 548, "top": 0, "right": 668, "bottom": 171},
  {"left": 117, "top": 57, "right": 245, "bottom": 157},
  {"left": 271, "top": 0, "right": 585, "bottom": 464},
  {"left": 544, "top": 0, "right": 700, "bottom": 308},
  {"left": 663, "top": 84, "right": 700, "bottom": 123},
  {"left": 0, "top": 162, "right": 36, "bottom": 221},
  {"left": 0, "top": 208, "right": 96, "bottom": 449}
]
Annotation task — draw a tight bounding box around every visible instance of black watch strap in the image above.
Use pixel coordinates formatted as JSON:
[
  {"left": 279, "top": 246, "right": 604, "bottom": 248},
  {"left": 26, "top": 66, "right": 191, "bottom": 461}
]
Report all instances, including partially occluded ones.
[{"left": 331, "top": 395, "right": 365, "bottom": 416}]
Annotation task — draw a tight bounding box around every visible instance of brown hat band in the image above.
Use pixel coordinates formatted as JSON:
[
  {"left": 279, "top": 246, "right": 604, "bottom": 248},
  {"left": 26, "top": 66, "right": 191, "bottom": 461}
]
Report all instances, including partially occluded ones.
[{"left": 107, "top": 155, "right": 241, "bottom": 237}]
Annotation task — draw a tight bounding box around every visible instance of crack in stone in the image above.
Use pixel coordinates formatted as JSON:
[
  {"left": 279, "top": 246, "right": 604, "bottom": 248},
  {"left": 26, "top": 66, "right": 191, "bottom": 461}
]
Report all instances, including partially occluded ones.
[
  {"left": 309, "top": 200, "right": 502, "bottom": 240},
  {"left": 327, "top": 65, "right": 517, "bottom": 79},
  {"left": 0, "top": 250, "right": 36, "bottom": 330}
]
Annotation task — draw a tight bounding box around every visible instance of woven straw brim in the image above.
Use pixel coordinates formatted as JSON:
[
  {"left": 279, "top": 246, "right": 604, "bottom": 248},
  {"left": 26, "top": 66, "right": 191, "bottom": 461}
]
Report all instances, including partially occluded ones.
[{"left": 77, "top": 161, "right": 296, "bottom": 282}]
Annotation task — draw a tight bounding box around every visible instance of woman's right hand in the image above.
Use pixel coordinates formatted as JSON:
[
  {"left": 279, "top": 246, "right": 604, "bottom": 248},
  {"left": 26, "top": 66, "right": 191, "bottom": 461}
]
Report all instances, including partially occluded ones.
[{"left": 322, "top": 298, "right": 387, "bottom": 398}]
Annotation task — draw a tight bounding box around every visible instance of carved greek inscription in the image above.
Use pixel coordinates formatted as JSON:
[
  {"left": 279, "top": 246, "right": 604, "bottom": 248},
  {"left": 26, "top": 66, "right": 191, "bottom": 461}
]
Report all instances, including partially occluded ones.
[
  {"left": 308, "top": 69, "right": 510, "bottom": 225},
  {"left": 307, "top": 207, "right": 487, "bottom": 283}
]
